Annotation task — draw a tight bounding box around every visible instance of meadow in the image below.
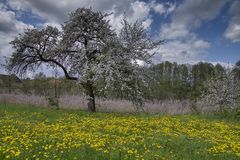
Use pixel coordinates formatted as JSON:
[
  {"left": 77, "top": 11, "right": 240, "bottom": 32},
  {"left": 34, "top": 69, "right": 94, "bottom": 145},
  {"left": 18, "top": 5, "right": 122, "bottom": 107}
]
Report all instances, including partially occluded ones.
[{"left": 0, "top": 104, "right": 240, "bottom": 160}]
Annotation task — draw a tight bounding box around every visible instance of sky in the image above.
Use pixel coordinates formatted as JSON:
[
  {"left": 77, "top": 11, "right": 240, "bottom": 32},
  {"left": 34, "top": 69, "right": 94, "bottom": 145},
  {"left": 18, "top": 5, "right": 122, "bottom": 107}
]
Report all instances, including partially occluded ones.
[{"left": 0, "top": 0, "right": 239, "bottom": 75}]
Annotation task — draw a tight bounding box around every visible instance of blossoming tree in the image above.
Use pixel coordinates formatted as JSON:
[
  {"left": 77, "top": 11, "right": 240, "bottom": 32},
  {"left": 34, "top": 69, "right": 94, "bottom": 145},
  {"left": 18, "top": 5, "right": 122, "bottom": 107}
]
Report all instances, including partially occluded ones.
[
  {"left": 7, "top": 8, "right": 162, "bottom": 112},
  {"left": 199, "top": 73, "right": 240, "bottom": 112}
]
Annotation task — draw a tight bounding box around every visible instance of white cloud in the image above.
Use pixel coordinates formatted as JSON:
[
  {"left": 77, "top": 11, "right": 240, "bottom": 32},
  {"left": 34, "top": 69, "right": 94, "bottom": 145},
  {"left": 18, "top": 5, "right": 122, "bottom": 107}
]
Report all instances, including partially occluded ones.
[
  {"left": 142, "top": 18, "right": 153, "bottom": 29},
  {"left": 152, "top": 1, "right": 176, "bottom": 16},
  {"left": 0, "top": 10, "right": 32, "bottom": 47},
  {"left": 0, "top": 5, "right": 33, "bottom": 74},
  {"left": 153, "top": 39, "right": 210, "bottom": 64},
  {"left": 193, "top": 40, "right": 211, "bottom": 48},
  {"left": 0, "top": 9, "right": 18, "bottom": 33},
  {"left": 6, "top": 0, "right": 154, "bottom": 33},
  {"left": 105, "top": 1, "right": 153, "bottom": 33},
  {"left": 224, "top": 1, "right": 240, "bottom": 43},
  {"left": 6, "top": 0, "right": 136, "bottom": 23},
  {"left": 160, "top": 23, "right": 193, "bottom": 39},
  {"left": 152, "top": 3, "right": 165, "bottom": 15},
  {"left": 0, "top": 31, "right": 14, "bottom": 73},
  {"left": 157, "top": 0, "right": 228, "bottom": 64},
  {"left": 224, "top": 20, "right": 240, "bottom": 42},
  {"left": 42, "top": 22, "right": 62, "bottom": 31},
  {"left": 130, "top": 1, "right": 150, "bottom": 22},
  {"left": 161, "top": 0, "right": 228, "bottom": 40},
  {"left": 106, "top": 13, "right": 124, "bottom": 33},
  {"left": 172, "top": 0, "right": 228, "bottom": 30}
]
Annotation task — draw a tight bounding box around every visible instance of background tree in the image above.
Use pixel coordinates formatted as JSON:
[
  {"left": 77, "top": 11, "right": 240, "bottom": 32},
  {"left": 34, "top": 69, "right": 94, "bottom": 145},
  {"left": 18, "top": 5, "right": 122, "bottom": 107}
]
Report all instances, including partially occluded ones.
[
  {"left": 6, "top": 8, "right": 161, "bottom": 112},
  {"left": 214, "top": 63, "right": 225, "bottom": 78},
  {"left": 33, "top": 72, "right": 48, "bottom": 96},
  {"left": 233, "top": 60, "right": 240, "bottom": 81},
  {"left": 199, "top": 73, "right": 240, "bottom": 112}
]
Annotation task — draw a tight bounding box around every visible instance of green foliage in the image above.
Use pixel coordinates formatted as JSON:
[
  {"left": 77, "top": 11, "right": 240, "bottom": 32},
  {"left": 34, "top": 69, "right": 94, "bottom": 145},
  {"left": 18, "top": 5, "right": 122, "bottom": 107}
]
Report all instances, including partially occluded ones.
[
  {"left": 146, "top": 61, "right": 231, "bottom": 101},
  {"left": 0, "top": 74, "right": 21, "bottom": 93},
  {"left": 47, "top": 96, "right": 59, "bottom": 109},
  {"left": 232, "top": 60, "right": 240, "bottom": 81}
]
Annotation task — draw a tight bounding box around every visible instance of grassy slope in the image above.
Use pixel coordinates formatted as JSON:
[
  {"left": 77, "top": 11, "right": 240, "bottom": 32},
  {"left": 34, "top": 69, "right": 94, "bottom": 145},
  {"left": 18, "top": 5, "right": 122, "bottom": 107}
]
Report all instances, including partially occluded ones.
[{"left": 0, "top": 104, "right": 240, "bottom": 160}]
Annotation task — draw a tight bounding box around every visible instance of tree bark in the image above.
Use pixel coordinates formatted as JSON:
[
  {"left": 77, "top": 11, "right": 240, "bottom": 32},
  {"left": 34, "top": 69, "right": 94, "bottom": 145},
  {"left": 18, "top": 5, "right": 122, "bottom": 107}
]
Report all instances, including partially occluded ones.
[
  {"left": 85, "top": 80, "right": 96, "bottom": 112},
  {"left": 219, "top": 100, "right": 224, "bottom": 113}
]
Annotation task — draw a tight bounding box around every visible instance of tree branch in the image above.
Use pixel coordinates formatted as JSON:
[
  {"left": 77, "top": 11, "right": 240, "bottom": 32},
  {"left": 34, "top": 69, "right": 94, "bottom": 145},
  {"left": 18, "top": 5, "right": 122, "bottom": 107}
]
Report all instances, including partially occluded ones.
[{"left": 38, "top": 55, "right": 78, "bottom": 81}]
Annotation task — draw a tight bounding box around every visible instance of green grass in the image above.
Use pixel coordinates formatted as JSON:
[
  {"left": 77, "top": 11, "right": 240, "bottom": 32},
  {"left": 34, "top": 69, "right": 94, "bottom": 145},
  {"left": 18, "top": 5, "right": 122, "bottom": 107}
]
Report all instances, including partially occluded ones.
[{"left": 0, "top": 103, "right": 240, "bottom": 160}]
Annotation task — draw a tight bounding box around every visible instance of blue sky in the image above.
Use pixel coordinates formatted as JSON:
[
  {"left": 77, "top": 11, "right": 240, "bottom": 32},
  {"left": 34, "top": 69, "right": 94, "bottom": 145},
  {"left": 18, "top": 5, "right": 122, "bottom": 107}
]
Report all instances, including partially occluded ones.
[{"left": 0, "top": 0, "right": 239, "bottom": 75}]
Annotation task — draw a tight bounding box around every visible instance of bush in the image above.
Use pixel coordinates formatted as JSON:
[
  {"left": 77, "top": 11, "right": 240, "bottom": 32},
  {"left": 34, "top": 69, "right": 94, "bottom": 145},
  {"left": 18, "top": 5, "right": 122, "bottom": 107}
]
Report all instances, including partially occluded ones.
[{"left": 47, "top": 97, "right": 59, "bottom": 109}]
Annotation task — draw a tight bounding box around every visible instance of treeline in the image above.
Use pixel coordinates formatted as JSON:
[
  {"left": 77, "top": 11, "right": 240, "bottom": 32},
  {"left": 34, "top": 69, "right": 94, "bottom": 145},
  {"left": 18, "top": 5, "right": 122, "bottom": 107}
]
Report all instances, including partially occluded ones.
[
  {"left": 1, "top": 61, "right": 239, "bottom": 102},
  {"left": 146, "top": 61, "right": 227, "bottom": 100},
  {"left": 0, "top": 73, "right": 83, "bottom": 96}
]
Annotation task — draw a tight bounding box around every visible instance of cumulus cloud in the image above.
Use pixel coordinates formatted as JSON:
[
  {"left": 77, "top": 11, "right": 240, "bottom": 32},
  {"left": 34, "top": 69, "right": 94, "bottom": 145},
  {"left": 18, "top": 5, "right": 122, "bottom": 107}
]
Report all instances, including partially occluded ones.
[
  {"left": 157, "top": 0, "right": 228, "bottom": 64},
  {"left": 6, "top": 0, "right": 137, "bottom": 23},
  {"left": 152, "top": 1, "right": 176, "bottom": 16},
  {"left": 160, "top": 23, "right": 193, "bottom": 40},
  {"left": 0, "top": 0, "right": 236, "bottom": 74},
  {"left": 41, "top": 22, "right": 62, "bottom": 31},
  {"left": 224, "top": 1, "right": 240, "bottom": 43},
  {"left": 161, "top": 0, "right": 228, "bottom": 40},
  {"left": 193, "top": 40, "right": 211, "bottom": 49},
  {"left": 0, "top": 7, "right": 32, "bottom": 34},
  {"left": 107, "top": 1, "right": 153, "bottom": 33},
  {"left": 6, "top": 0, "right": 155, "bottom": 33},
  {"left": 0, "top": 4, "right": 33, "bottom": 74},
  {"left": 172, "top": 0, "right": 228, "bottom": 30},
  {"left": 0, "top": 10, "right": 18, "bottom": 33},
  {"left": 0, "top": 5, "right": 33, "bottom": 40},
  {"left": 153, "top": 39, "right": 210, "bottom": 64},
  {"left": 142, "top": 18, "right": 153, "bottom": 29},
  {"left": 130, "top": 1, "right": 150, "bottom": 22}
]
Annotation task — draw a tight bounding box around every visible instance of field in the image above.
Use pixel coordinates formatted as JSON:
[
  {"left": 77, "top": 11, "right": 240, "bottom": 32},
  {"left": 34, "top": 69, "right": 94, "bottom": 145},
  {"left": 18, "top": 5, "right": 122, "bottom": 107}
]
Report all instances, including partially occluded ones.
[{"left": 0, "top": 104, "right": 240, "bottom": 160}]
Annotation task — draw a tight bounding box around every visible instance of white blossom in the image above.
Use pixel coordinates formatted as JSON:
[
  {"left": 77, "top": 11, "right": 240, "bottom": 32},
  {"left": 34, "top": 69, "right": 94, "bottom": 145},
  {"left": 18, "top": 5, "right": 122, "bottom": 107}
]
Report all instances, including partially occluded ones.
[{"left": 199, "top": 73, "right": 240, "bottom": 112}]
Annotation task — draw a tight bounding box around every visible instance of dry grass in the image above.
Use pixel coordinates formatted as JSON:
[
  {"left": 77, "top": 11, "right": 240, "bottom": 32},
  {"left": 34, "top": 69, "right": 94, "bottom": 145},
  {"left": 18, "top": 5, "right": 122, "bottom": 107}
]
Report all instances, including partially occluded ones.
[
  {"left": 0, "top": 93, "right": 48, "bottom": 107},
  {"left": 145, "top": 99, "right": 192, "bottom": 114},
  {"left": 0, "top": 93, "right": 193, "bottom": 114}
]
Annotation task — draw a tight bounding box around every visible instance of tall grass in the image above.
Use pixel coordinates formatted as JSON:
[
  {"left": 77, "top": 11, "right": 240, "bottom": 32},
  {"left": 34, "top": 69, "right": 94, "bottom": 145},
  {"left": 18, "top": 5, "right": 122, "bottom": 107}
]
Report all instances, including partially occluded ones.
[{"left": 0, "top": 93, "right": 192, "bottom": 114}]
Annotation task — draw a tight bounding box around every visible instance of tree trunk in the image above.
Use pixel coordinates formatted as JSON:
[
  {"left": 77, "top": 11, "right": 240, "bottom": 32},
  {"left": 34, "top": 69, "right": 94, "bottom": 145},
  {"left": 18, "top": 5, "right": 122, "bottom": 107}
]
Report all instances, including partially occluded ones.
[
  {"left": 219, "top": 101, "right": 224, "bottom": 113},
  {"left": 85, "top": 80, "right": 96, "bottom": 112}
]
